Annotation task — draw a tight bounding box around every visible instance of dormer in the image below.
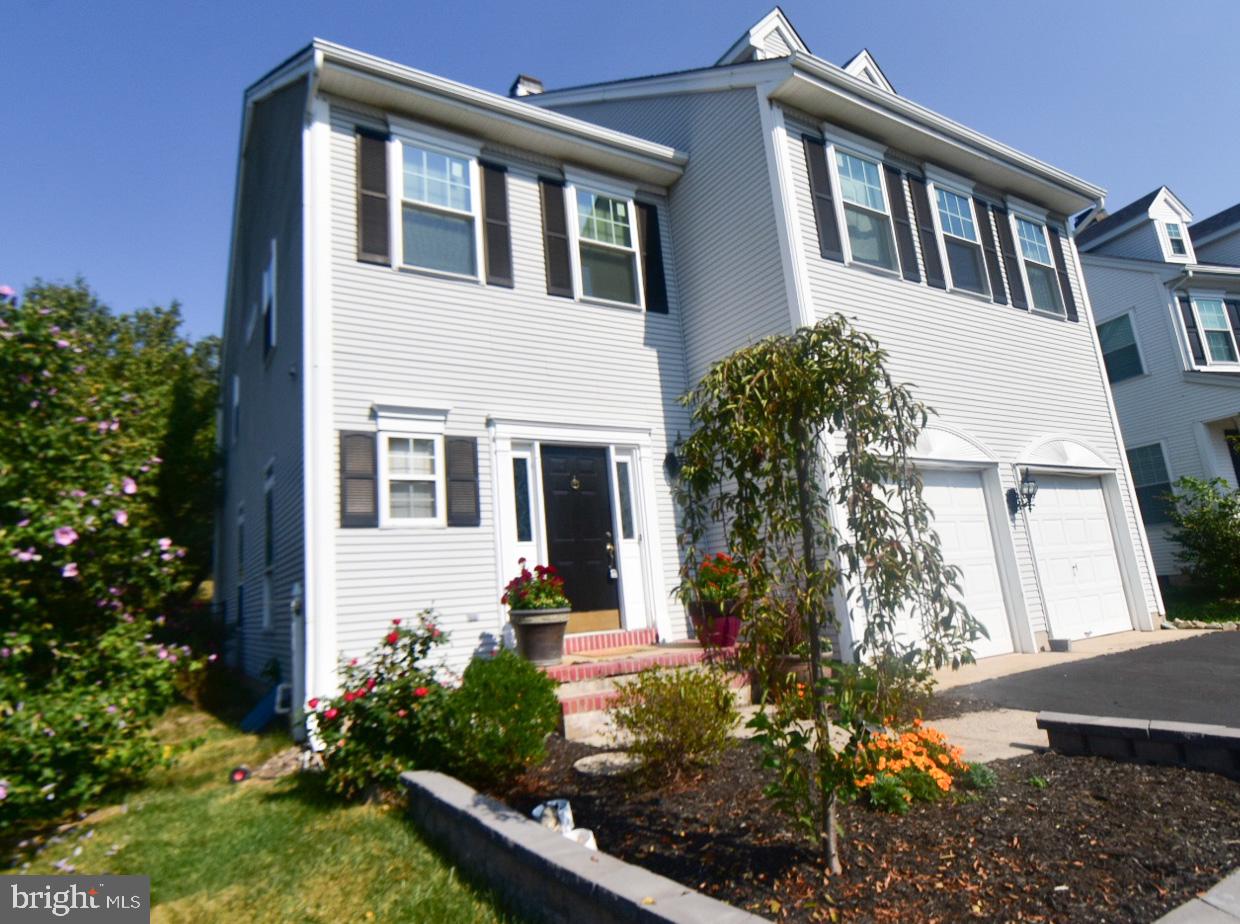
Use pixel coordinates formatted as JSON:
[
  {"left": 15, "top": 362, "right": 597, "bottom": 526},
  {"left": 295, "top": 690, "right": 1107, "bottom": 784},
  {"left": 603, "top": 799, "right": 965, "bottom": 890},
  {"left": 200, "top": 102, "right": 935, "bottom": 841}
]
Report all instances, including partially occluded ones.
[
  {"left": 1075, "top": 186, "right": 1194, "bottom": 264},
  {"left": 1191, "top": 203, "right": 1240, "bottom": 267},
  {"left": 716, "top": 7, "right": 809, "bottom": 65},
  {"left": 841, "top": 49, "right": 896, "bottom": 94}
]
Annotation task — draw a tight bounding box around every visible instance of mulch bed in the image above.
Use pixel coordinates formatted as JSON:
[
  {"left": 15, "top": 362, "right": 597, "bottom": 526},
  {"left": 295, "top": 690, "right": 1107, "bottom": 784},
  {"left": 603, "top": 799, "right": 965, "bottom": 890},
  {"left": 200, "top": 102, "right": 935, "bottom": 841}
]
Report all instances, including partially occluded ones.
[{"left": 493, "top": 737, "right": 1240, "bottom": 923}]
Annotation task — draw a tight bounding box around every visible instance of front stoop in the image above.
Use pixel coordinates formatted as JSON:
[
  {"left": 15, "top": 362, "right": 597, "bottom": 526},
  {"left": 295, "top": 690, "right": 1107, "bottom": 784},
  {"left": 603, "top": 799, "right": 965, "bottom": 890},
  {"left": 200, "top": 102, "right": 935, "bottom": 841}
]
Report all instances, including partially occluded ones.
[{"left": 545, "top": 638, "right": 751, "bottom": 741}]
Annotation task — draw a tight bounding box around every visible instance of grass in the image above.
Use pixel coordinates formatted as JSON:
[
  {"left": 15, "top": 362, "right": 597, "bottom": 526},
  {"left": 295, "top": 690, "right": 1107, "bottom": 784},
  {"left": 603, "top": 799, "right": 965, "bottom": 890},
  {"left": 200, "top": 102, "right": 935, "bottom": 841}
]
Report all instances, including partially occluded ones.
[
  {"left": 1162, "top": 584, "right": 1240, "bottom": 623},
  {"left": 9, "top": 706, "right": 518, "bottom": 924}
]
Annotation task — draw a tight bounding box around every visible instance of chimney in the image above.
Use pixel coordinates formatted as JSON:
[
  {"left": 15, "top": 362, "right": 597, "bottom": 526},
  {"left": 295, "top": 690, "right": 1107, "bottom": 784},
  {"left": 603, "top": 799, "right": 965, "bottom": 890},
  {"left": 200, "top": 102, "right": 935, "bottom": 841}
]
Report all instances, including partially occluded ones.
[{"left": 509, "top": 74, "right": 544, "bottom": 98}]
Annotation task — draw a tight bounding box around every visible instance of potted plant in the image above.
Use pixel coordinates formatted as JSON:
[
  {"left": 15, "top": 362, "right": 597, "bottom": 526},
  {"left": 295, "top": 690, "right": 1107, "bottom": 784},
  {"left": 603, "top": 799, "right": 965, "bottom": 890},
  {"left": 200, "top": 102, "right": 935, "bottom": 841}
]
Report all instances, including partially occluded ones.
[
  {"left": 503, "top": 558, "right": 571, "bottom": 667},
  {"left": 680, "top": 552, "right": 742, "bottom": 648}
]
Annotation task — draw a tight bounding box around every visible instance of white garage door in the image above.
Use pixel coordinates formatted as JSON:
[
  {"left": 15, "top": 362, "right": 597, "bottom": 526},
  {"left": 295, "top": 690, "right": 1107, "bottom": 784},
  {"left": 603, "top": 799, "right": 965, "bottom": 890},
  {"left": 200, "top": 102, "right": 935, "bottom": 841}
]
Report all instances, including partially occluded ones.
[
  {"left": 896, "top": 469, "right": 1013, "bottom": 659},
  {"left": 1028, "top": 475, "right": 1131, "bottom": 640}
]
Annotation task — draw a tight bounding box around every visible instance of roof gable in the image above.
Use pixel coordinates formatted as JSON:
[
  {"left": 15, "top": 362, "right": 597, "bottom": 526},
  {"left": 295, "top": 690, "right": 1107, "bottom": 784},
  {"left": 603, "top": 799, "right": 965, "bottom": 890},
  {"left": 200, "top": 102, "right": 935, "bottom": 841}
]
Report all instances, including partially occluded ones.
[
  {"left": 716, "top": 7, "right": 809, "bottom": 65},
  {"left": 841, "top": 49, "right": 895, "bottom": 94}
]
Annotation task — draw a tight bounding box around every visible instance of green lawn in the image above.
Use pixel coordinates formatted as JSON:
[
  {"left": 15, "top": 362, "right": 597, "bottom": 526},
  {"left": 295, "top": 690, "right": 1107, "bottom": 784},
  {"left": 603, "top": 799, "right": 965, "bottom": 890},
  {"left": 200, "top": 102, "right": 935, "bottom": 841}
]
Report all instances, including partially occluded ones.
[
  {"left": 10, "top": 707, "right": 518, "bottom": 924},
  {"left": 1163, "top": 584, "right": 1240, "bottom": 623}
]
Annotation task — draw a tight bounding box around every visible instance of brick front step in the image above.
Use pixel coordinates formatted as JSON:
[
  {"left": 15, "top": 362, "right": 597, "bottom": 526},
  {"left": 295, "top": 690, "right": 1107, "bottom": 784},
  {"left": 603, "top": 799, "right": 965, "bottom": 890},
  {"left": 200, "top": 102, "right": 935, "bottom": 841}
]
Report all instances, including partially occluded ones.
[
  {"left": 563, "top": 627, "right": 658, "bottom": 655},
  {"left": 545, "top": 643, "right": 734, "bottom": 685}
]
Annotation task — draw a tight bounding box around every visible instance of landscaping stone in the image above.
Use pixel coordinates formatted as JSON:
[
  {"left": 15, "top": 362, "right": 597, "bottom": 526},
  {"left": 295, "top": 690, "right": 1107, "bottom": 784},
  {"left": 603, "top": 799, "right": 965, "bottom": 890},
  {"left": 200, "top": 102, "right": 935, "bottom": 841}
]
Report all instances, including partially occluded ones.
[
  {"left": 1169, "top": 619, "right": 1240, "bottom": 630},
  {"left": 573, "top": 751, "right": 640, "bottom": 778}
]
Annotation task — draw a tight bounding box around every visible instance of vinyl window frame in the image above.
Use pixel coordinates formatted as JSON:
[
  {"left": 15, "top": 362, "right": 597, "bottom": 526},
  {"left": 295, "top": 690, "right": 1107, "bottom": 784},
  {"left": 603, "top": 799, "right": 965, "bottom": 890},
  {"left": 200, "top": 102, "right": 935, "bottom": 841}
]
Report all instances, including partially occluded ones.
[
  {"left": 1164, "top": 222, "right": 1188, "bottom": 257},
  {"left": 928, "top": 179, "right": 991, "bottom": 298},
  {"left": 1008, "top": 207, "right": 1064, "bottom": 317},
  {"left": 1126, "top": 441, "right": 1174, "bottom": 526},
  {"left": 826, "top": 139, "right": 900, "bottom": 276},
  {"left": 378, "top": 429, "right": 447, "bottom": 528},
  {"left": 1189, "top": 292, "right": 1240, "bottom": 367},
  {"left": 1095, "top": 309, "right": 1147, "bottom": 384},
  {"left": 564, "top": 170, "right": 645, "bottom": 311},
  {"left": 387, "top": 122, "right": 485, "bottom": 284}
]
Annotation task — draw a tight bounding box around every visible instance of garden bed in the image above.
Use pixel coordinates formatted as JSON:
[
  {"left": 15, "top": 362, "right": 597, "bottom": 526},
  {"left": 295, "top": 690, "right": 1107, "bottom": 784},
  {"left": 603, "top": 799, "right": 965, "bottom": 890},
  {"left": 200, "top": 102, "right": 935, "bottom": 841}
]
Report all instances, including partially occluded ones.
[{"left": 495, "top": 736, "right": 1240, "bottom": 923}]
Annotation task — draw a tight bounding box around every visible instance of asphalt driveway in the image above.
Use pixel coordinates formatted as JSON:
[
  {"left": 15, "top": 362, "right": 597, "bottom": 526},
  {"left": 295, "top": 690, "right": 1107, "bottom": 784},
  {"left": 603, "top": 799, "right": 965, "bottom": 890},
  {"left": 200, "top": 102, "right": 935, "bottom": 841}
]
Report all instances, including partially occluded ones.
[{"left": 945, "top": 632, "right": 1240, "bottom": 727}]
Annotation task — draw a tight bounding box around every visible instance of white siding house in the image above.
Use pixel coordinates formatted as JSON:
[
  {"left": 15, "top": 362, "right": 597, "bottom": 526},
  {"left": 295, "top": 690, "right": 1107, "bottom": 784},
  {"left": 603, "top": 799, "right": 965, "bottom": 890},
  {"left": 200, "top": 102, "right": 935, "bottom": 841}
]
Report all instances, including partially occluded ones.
[
  {"left": 218, "top": 10, "right": 1164, "bottom": 722},
  {"left": 1078, "top": 188, "right": 1240, "bottom": 576}
]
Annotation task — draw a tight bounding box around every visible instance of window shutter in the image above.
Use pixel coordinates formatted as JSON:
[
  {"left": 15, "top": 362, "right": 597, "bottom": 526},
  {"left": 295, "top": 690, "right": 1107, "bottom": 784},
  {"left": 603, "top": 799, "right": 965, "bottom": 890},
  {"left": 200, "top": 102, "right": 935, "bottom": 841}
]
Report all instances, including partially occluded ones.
[
  {"left": 356, "top": 130, "right": 390, "bottom": 264},
  {"left": 340, "top": 431, "right": 378, "bottom": 528},
  {"left": 445, "top": 437, "right": 481, "bottom": 527},
  {"left": 636, "top": 201, "right": 669, "bottom": 313},
  {"left": 539, "top": 179, "right": 573, "bottom": 297},
  {"left": 480, "top": 162, "right": 514, "bottom": 287},
  {"left": 884, "top": 166, "right": 920, "bottom": 283},
  {"left": 802, "top": 136, "right": 844, "bottom": 262},
  {"left": 907, "top": 176, "right": 946, "bottom": 289},
  {"left": 993, "top": 206, "right": 1028, "bottom": 310},
  {"left": 1178, "top": 293, "right": 1207, "bottom": 365},
  {"left": 1047, "top": 226, "right": 1079, "bottom": 322},
  {"left": 972, "top": 198, "right": 1007, "bottom": 305}
]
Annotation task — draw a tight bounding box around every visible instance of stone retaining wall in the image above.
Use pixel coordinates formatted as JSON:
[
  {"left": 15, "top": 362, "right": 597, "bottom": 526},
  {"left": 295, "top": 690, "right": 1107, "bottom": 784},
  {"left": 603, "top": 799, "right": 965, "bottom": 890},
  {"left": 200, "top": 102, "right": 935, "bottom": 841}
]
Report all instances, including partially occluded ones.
[{"left": 1036, "top": 712, "right": 1240, "bottom": 778}]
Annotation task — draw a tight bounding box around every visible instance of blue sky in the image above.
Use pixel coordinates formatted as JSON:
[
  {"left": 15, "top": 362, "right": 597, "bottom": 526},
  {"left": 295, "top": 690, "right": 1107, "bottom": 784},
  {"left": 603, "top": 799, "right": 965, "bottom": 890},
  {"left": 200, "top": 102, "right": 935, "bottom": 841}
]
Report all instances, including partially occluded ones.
[{"left": 3, "top": 0, "right": 1237, "bottom": 339}]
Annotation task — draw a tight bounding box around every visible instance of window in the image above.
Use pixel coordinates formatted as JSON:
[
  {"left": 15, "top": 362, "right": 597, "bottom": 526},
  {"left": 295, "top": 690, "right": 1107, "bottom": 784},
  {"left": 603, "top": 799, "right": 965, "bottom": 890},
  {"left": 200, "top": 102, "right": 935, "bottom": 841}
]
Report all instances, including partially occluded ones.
[
  {"left": 1193, "top": 298, "right": 1238, "bottom": 363},
  {"left": 615, "top": 459, "right": 636, "bottom": 540},
  {"left": 261, "top": 239, "right": 277, "bottom": 358},
  {"left": 236, "top": 504, "right": 245, "bottom": 580},
  {"left": 512, "top": 457, "right": 532, "bottom": 543},
  {"left": 383, "top": 434, "right": 444, "bottom": 524},
  {"left": 834, "top": 151, "right": 898, "bottom": 271},
  {"left": 400, "top": 143, "right": 476, "bottom": 276},
  {"left": 935, "top": 188, "right": 988, "bottom": 295},
  {"left": 231, "top": 374, "right": 240, "bottom": 447},
  {"left": 1015, "top": 216, "right": 1063, "bottom": 314},
  {"left": 576, "top": 189, "right": 639, "bottom": 304},
  {"left": 1097, "top": 314, "right": 1144, "bottom": 383},
  {"left": 1166, "top": 222, "right": 1187, "bottom": 256},
  {"left": 262, "top": 465, "right": 274, "bottom": 632},
  {"left": 261, "top": 575, "right": 273, "bottom": 631},
  {"left": 1127, "top": 444, "right": 1173, "bottom": 525}
]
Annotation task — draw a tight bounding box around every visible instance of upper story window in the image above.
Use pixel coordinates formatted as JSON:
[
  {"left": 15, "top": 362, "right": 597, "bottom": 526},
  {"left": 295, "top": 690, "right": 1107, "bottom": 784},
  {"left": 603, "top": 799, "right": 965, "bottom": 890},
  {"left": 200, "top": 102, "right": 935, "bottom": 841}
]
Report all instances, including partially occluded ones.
[
  {"left": 400, "top": 143, "right": 478, "bottom": 277},
  {"left": 1097, "top": 313, "right": 1144, "bottom": 383},
  {"left": 1126, "top": 443, "right": 1173, "bottom": 525},
  {"left": 935, "top": 188, "right": 988, "bottom": 295},
  {"left": 1193, "top": 298, "right": 1239, "bottom": 364},
  {"left": 575, "top": 189, "right": 639, "bottom": 305},
  {"left": 1015, "top": 216, "right": 1063, "bottom": 315},
  {"left": 1165, "top": 222, "right": 1187, "bottom": 256},
  {"left": 834, "top": 151, "right": 897, "bottom": 271}
]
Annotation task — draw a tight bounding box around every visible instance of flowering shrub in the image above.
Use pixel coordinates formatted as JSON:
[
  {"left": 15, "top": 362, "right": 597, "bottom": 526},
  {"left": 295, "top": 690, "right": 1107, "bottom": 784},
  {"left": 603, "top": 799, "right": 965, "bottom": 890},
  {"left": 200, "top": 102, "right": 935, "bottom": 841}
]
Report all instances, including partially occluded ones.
[
  {"left": 501, "top": 558, "right": 570, "bottom": 610},
  {"left": 0, "top": 282, "right": 216, "bottom": 831},
  {"left": 853, "top": 721, "right": 969, "bottom": 814}
]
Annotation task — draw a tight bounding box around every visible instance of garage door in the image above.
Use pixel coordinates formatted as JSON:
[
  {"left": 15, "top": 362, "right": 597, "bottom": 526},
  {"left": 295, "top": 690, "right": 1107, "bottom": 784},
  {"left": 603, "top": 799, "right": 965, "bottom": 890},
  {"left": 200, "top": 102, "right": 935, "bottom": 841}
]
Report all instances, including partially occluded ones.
[
  {"left": 1028, "top": 475, "right": 1131, "bottom": 640},
  {"left": 896, "top": 469, "right": 1014, "bottom": 659}
]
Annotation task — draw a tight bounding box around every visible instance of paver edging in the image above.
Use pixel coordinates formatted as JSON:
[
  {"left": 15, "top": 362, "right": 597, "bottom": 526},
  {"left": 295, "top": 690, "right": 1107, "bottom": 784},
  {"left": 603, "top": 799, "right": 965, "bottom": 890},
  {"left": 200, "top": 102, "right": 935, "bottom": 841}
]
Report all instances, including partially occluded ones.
[{"left": 1036, "top": 712, "right": 1240, "bottom": 778}]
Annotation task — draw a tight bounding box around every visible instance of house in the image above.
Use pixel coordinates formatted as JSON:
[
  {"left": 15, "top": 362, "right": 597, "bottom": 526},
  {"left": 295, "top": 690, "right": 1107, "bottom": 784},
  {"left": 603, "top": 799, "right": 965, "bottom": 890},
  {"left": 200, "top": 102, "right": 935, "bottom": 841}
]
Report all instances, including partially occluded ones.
[
  {"left": 217, "top": 10, "right": 1163, "bottom": 720},
  {"left": 1076, "top": 186, "right": 1240, "bottom": 578}
]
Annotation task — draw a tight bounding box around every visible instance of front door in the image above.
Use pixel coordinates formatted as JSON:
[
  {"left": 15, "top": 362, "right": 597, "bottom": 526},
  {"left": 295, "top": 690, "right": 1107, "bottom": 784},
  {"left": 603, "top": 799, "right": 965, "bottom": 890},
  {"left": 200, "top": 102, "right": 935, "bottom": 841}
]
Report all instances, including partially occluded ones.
[{"left": 541, "top": 445, "right": 621, "bottom": 633}]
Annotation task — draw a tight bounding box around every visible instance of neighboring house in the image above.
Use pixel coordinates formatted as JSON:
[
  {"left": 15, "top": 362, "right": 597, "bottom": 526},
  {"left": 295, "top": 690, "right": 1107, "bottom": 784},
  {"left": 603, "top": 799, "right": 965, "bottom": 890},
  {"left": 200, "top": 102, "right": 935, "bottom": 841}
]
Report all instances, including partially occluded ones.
[
  {"left": 217, "top": 9, "right": 1163, "bottom": 718},
  {"left": 1077, "top": 186, "right": 1240, "bottom": 577}
]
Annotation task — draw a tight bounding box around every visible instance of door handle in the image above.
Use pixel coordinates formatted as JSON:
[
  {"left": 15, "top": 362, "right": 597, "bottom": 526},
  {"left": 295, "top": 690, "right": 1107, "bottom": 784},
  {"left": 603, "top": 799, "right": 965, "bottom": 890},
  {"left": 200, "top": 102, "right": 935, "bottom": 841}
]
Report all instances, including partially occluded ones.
[{"left": 605, "top": 531, "right": 617, "bottom": 578}]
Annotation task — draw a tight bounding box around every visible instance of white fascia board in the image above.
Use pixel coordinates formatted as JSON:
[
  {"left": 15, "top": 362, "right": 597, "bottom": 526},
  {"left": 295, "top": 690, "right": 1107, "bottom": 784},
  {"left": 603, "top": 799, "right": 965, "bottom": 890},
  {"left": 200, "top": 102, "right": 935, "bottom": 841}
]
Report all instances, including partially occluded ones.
[
  {"left": 1176, "top": 264, "right": 1240, "bottom": 289},
  {"left": 313, "top": 40, "right": 686, "bottom": 185},
  {"left": 529, "top": 59, "right": 792, "bottom": 107}
]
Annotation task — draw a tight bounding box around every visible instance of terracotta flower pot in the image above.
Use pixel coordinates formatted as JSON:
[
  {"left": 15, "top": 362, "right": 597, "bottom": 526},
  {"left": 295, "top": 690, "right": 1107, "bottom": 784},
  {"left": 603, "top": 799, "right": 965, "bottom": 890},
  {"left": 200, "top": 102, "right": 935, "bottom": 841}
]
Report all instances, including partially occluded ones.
[
  {"left": 688, "top": 599, "right": 741, "bottom": 648},
  {"left": 509, "top": 607, "right": 571, "bottom": 667}
]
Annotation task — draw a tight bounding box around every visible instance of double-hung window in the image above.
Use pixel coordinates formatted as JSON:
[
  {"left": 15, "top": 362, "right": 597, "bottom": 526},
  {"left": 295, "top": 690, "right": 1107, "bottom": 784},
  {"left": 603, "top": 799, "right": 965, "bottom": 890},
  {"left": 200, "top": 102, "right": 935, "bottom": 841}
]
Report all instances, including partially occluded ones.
[
  {"left": 1193, "top": 297, "right": 1239, "bottom": 364},
  {"left": 1165, "top": 222, "right": 1187, "bottom": 256},
  {"left": 383, "top": 434, "right": 445, "bottom": 525},
  {"left": 935, "top": 188, "right": 988, "bottom": 295},
  {"left": 400, "top": 142, "right": 478, "bottom": 277},
  {"left": 575, "top": 188, "right": 640, "bottom": 305},
  {"left": 1014, "top": 216, "right": 1063, "bottom": 314},
  {"left": 1126, "top": 444, "right": 1173, "bottom": 525},
  {"left": 1097, "top": 313, "right": 1144, "bottom": 383},
  {"left": 834, "top": 150, "right": 898, "bottom": 271}
]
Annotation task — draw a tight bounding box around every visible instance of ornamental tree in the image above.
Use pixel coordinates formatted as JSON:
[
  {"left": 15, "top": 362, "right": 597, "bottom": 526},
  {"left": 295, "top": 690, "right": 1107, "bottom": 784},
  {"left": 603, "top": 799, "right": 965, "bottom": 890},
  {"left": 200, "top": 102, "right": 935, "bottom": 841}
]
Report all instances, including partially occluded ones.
[{"left": 674, "top": 315, "right": 982, "bottom": 872}]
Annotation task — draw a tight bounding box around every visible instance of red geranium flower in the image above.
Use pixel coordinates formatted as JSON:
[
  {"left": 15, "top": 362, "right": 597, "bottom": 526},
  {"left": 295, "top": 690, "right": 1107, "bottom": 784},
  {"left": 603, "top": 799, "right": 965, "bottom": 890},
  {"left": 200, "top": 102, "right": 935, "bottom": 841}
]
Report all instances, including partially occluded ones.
[
  {"left": 414, "top": 686, "right": 429, "bottom": 698},
  {"left": 307, "top": 698, "right": 319, "bottom": 709},
  {"left": 385, "top": 631, "right": 399, "bottom": 645},
  {"left": 344, "top": 691, "right": 356, "bottom": 702},
  {"left": 324, "top": 707, "right": 339, "bottom": 720}
]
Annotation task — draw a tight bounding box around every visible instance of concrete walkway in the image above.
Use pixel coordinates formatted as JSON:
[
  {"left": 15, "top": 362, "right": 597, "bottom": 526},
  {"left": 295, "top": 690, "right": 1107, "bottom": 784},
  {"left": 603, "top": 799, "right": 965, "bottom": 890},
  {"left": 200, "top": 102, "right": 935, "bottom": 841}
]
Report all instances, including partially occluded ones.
[{"left": 1157, "top": 868, "right": 1240, "bottom": 922}]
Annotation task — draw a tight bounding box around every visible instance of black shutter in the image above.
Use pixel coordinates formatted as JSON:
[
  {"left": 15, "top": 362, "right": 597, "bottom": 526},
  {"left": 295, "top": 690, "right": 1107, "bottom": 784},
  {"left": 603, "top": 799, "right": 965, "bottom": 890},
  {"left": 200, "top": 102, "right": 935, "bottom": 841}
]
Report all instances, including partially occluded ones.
[
  {"left": 636, "top": 201, "right": 669, "bottom": 313},
  {"left": 445, "top": 437, "right": 481, "bottom": 527},
  {"left": 1047, "top": 226, "right": 1079, "bottom": 322},
  {"left": 480, "top": 162, "right": 514, "bottom": 287},
  {"left": 539, "top": 179, "right": 573, "bottom": 297},
  {"left": 340, "top": 431, "right": 378, "bottom": 528},
  {"left": 356, "top": 130, "right": 390, "bottom": 264},
  {"left": 993, "top": 206, "right": 1028, "bottom": 310},
  {"left": 972, "top": 198, "right": 1007, "bottom": 305},
  {"left": 907, "top": 176, "right": 946, "bottom": 289},
  {"left": 1179, "top": 293, "right": 1207, "bottom": 364},
  {"left": 802, "top": 136, "right": 844, "bottom": 262},
  {"left": 884, "top": 166, "right": 919, "bottom": 282}
]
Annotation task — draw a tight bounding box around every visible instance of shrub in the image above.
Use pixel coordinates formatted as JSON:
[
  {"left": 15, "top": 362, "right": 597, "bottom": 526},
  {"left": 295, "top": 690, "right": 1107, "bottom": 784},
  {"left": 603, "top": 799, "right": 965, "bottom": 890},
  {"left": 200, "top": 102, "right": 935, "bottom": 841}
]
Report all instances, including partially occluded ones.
[
  {"left": 960, "top": 761, "right": 998, "bottom": 792},
  {"left": 609, "top": 667, "right": 738, "bottom": 780},
  {"left": 1167, "top": 477, "right": 1240, "bottom": 596},
  {"left": 853, "top": 721, "right": 969, "bottom": 813},
  {"left": 831, "top": 656, "right": 936, "bottom": 727},
  {"left": 438, "top": 649, "right": 561, "bottom": 789}
]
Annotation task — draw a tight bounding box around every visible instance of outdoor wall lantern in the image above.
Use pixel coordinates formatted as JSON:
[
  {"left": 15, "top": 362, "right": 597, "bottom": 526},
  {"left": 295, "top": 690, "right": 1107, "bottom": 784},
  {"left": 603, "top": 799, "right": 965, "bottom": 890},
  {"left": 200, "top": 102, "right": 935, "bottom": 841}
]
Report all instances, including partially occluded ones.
[{"left": 1006, "top": 469, "right": 1039, "bottom": 515}]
